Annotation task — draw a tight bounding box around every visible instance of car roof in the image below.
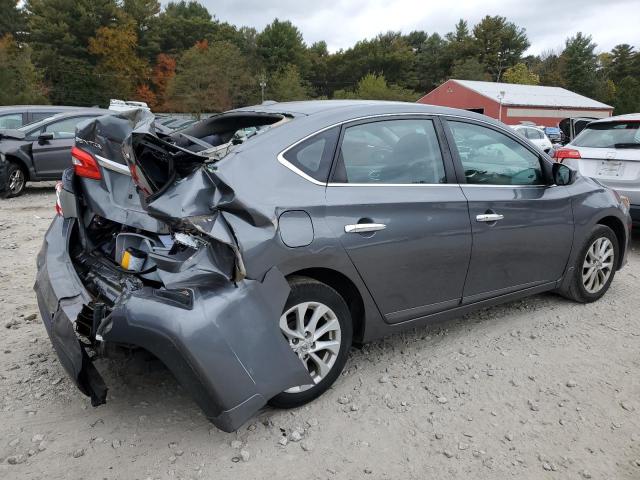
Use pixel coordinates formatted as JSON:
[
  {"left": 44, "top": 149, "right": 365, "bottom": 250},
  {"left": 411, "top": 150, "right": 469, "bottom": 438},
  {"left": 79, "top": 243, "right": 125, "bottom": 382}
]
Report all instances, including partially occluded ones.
[
  {"left": 590, "top": 113, "right": 640, "bottom": 124},
  {"left": 234, "top": 99, "right": 500, "bottom": 126},
  {"left": 18, "top": 108, "right": 112, "bottom": 131},
  {"left": 0, "top": 105, "right": 93, "bottom": 113}
]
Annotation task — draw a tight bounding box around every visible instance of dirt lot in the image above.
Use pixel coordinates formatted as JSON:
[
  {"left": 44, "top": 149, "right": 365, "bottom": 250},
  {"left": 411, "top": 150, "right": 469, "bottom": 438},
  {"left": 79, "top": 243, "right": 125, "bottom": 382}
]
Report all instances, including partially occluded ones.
[{"left": 1, "top": 184, "right": 639, "bottom": 480}]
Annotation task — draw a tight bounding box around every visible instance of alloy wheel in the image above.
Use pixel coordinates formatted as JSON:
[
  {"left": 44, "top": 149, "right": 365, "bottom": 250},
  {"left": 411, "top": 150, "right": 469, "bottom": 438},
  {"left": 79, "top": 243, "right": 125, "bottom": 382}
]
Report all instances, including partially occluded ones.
[
  {"left": 279, "top": 301, "right": 342, "bottom": 393},
  {"left": 8, "top": 168, "right": 25, "bottom": 195},
  {"left": 582, "top": 237, "right": 614, "bottom": 294}
]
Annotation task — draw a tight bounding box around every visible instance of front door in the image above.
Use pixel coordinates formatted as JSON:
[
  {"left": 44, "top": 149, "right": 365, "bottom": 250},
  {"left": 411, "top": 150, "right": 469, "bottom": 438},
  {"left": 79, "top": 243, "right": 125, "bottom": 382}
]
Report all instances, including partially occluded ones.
[
  {"left": 325, "top": 116, "right": 472, "bottom": 323},
  {"left": 443, "top": 119, "right": 574, "bottom": 303},
  {"left": 31, "top": 115, "right": 95, "bottom": 178}
]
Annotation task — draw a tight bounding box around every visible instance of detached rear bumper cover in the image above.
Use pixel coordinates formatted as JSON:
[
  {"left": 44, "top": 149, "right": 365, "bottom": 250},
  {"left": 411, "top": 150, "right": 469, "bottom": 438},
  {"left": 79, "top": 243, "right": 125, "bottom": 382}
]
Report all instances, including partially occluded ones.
[{"left": 34, "top": 216, "right": 312, "bottom": 432}]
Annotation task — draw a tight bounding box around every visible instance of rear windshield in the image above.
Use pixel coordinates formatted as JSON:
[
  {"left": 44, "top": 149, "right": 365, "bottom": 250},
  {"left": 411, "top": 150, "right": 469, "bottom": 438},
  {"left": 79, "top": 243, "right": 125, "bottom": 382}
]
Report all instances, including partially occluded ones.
[{"left": 573, "top": 121, "right": 640, "bottom": 148}]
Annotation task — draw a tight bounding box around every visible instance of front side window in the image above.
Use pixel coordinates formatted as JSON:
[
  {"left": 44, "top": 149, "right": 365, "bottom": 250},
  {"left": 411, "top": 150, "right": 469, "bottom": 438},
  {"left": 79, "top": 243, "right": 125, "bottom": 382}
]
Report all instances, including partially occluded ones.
[
  {"left": 44, "top": 116, "right": 95, "bottom": 139},
  {"left": 573, "top": 122, "right": 640, "bottom": 149},
  {"left": 448, "top": 121, "right": 543, "bottom": 185},
  {"left": 282, "top": 126, "right": 340, "bottom": 182},
  {"left": 334, "top": 118, "right": 446, "bottom": 184},
  {"left": 0, "top": 113, "right": 23, "bottom": 129}
]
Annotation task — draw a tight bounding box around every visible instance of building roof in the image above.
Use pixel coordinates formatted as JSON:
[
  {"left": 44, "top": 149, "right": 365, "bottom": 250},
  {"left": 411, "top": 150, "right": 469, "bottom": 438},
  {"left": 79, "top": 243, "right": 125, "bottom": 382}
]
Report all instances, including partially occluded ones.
[{"left": 452, "top": 80, "right": 612, "bottom": 110}]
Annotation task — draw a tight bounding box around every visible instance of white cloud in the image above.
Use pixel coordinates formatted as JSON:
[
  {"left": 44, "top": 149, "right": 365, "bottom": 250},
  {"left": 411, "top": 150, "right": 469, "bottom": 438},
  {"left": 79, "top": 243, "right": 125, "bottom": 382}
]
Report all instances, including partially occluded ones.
[{"left": 196, "top": 0, "right": 640, "bottom": 54}]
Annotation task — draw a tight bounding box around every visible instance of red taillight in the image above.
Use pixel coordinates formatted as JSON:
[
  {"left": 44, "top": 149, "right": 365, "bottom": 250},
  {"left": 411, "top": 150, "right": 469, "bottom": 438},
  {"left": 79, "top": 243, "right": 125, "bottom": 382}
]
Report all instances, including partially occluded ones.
[
  {"left": 54, "top": 181, "right": 63, "bottom": 216},
  {"left": 553, "top": 148, "right": 581, "bottom": 162},
  {"left": 71, "top": 146, "right": 101, "bottom": 180}
]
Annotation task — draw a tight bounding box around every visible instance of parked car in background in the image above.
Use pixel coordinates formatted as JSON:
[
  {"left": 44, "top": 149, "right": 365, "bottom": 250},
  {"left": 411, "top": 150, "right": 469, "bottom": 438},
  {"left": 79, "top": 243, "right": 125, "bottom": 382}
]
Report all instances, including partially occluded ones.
[
  {"left": 554, "top": 113, "right": 640, "bottom": 225},
  {"left": 35, "top": 101, "right": 630, "bottom": 432},
  {"left": 0, "top": 109, "right": 112, "bottom": 197},
  {"left": 544, "top": 126, "right": 563, "bottom": 144},
  {"left": 0, "top": 105, "right": 84, "bottom": 129},
  {"left": 510, "top": 124, "right": 553, "bottom": 152}
]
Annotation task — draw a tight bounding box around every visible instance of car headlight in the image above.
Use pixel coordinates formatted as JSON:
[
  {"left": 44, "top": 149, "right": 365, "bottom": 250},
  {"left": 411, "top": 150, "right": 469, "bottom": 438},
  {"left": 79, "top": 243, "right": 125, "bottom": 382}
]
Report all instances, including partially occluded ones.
[{"left": 0, "top": 152, "right": 5, "bottom": 163}]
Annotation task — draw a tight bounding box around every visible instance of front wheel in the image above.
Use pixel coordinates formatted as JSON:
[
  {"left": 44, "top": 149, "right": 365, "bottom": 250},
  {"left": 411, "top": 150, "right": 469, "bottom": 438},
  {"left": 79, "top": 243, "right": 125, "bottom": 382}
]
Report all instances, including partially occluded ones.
[
  {"left": 268, "top": 277, "right": 352, "bottom": 409},
  {"left": 3, "top": 162, "right": 27, "bottom": 198},
  {"left": 559, "top": 225, "right": 619, "bottom": 303}
]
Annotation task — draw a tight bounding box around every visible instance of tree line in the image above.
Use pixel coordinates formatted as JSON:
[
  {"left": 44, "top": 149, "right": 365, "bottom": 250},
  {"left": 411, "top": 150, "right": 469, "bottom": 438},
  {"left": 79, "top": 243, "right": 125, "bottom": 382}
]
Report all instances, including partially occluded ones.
[{"left": 2, "top": 0, "right": 640, "bottom": 115}]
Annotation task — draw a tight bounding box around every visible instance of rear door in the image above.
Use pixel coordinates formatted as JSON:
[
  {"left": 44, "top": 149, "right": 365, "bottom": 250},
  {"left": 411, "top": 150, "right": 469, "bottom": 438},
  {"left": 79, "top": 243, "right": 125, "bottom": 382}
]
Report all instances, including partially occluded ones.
[
  {"left": 31, "top": 115, "right": 96, "bottom": 178},
  {"left": 324, "top": 116, "right": 472, "bottom": 323},
  {"left": 442, "top": 118, "right": 573, "bottom": 303}
]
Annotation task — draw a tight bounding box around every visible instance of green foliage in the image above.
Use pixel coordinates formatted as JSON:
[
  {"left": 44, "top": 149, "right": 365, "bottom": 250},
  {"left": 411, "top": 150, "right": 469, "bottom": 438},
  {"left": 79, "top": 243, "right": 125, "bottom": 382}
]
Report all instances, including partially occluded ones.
[
  {"left": 167, "top": 40, "right": 252, "bottom": 115},
  {"left": 0, "top": 34, "right": 47, "bottom": 104},
  {"left": 329, "top": 32, "right": 416, "bottom": 92},
  {"left": 256, "top": 19, "right": 308, "bottom": 75},
  {"left": 608, "top": 44, "right": 639, "bottom": 83},
  {"left": 3, "top": 2, "right": 639, "bottom": 116},
  {"left": 561, "top": 32, "right": 598, "bottom": 97},
  {"left": 451, "top": 58, "right": 490, "bottom": 81},
  {"left": 267, "top": 64, "right": 309, "bottom": 102},
  {"left": 503, "top": 63, "right": 540, "bottom": 85},
  {"left": 472, "top": 15, "right": 530, "bottom": 81},
  {"left": 334, "top": 74, "right": 417, "bottom": 102},
  {"left": 25, "top": 0, "right": 120, "bottom": 104},
  {"left": 533, "top": 51, "right": 566, "bottom": 86},
  {"left": 148, "top": 1, "right": 216, "bottom": 55},
  {"left": 88, "top": 22, "right": 150, "bottom": 101},
  {"left": 613, "top": 76, "right": 640, "bottom": 114},
  {"left": 0, "top": 0, "right": 26, "bottom": 39}
]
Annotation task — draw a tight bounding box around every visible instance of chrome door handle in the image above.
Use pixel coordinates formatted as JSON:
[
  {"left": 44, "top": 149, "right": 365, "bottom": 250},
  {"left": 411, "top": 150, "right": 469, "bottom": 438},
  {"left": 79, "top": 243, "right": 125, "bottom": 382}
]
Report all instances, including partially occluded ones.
[
  {"left": 344, "top": 223, "right": 387, "bottom": 233},
  {"left": 476, "top": 213, "right": 504, "bottom": 222}
]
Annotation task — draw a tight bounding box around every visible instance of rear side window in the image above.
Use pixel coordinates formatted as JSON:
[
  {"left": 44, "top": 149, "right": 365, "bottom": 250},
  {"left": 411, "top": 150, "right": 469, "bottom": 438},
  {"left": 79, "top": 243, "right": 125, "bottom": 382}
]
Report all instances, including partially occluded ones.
[
  {"left": 282, "top": 126, "right": 339, "bottom": 182},
  {"left": 0, "top": 113, "right": 23, "bottom": 129},
  {"left": 573, "top": 122, "right": 640, "bottom": 148},
  {"left": 333, "top": 118, "right": 446, "bottom": 184}
]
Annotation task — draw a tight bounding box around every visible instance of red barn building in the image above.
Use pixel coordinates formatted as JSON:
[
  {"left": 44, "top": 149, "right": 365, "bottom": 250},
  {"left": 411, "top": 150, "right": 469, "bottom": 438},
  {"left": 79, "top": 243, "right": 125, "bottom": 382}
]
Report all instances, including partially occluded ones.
[{"left": 417, "top": 79, "right": 613, "bottom": 127}]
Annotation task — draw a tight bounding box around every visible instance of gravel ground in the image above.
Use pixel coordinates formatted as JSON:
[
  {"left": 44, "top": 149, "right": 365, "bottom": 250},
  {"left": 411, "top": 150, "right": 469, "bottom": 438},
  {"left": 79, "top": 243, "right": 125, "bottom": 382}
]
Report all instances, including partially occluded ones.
[{"left": 1, "top": 184, "right": 639, "bottom": 480}]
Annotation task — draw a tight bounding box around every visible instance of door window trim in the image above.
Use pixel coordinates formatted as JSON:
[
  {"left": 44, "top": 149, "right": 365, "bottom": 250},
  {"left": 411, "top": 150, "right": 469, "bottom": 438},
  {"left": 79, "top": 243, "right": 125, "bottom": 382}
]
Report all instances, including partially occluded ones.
[{"left": 440, "top": 115, "right": 553, "bottom": 187}]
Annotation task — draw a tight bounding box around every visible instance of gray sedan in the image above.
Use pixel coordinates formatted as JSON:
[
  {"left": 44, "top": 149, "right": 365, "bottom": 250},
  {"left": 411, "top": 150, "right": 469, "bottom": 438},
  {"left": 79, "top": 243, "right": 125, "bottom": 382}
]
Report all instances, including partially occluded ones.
[{"left": 34, "top": 101, "right": 631, "bottom": 432}]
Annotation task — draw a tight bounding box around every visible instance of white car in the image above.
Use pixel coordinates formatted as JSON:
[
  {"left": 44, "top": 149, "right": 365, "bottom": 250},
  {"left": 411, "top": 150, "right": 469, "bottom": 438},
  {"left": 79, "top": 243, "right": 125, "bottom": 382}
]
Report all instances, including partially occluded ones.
[
  {"left": 554, "top": 113, "right": 640, "bottom": 224},
  {"left": 510, "top": 125, "right": 554, "bottom": 153}
]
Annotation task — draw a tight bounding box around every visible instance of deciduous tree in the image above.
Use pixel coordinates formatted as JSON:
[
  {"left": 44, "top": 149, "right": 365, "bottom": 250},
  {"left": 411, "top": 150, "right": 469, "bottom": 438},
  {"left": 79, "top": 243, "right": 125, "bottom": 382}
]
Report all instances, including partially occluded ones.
[
  {"left": 0, "top": 34, "right": 47, "bottom": 104},
  {"left": 503, "top": 63, "right": 540, "bottom": 85}
]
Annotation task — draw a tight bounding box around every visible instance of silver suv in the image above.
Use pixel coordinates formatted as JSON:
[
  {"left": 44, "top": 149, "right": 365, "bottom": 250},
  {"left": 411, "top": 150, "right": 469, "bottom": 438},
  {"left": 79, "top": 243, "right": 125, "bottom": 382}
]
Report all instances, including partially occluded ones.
[{"left": 554, "top": 114, "right": 640, "bottom": 224}]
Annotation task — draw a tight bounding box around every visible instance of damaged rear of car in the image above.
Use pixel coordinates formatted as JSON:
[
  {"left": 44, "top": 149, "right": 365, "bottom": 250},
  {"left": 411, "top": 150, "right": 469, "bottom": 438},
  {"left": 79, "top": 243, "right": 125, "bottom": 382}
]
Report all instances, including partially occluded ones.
[{"left": 34, "top": 109, "right": 313, "bottom": 432}]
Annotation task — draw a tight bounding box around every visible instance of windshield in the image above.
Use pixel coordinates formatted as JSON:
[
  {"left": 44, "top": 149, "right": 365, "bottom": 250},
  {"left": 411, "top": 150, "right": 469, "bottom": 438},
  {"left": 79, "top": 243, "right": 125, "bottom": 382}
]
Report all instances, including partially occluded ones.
[{"left": 573, "top": 121, "right": 640, "bottom": 148}]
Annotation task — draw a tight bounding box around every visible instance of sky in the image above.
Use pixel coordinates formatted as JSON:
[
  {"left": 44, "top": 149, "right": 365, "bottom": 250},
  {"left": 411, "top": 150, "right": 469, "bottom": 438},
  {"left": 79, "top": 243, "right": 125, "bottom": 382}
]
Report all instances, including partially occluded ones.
[{"left": 198, "top": 0, "right": 640, "bottom": 54}]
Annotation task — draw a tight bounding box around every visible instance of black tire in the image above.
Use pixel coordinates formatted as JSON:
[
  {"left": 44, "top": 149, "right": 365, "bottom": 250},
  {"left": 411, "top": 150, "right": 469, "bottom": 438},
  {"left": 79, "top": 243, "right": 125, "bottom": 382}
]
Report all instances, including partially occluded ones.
[
  {"left": 268, "top": 276, "right": 353, "bottom": 409},
  {"left": 559, "top": 225, "right": 619, "bottom": 303},
  {"left": 3, "top": 162, "right": 27, "bottom": 198}
]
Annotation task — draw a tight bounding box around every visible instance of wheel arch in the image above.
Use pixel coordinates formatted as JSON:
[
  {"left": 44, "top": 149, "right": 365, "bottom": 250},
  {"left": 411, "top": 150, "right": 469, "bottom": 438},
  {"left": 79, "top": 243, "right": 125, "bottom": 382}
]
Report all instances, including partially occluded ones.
[
  {"left": 286, "top": 267, "right": 366, "bottom": 343},
  {"left": 596, "top": 215, "right": 626, "bottom": 269}
]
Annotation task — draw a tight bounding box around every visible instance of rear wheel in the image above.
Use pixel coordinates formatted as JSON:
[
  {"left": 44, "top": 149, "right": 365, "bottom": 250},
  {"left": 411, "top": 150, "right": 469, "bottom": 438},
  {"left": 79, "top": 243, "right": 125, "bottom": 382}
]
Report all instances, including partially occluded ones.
[
  {"left": 559, "top": 225, "right": 619, "bottom": 303},
  {"left": 3, "top": 162, "right": 27, "bottom": 198},
  {"left": 268, "top": 277, "right": 352, "bottom": 409}
]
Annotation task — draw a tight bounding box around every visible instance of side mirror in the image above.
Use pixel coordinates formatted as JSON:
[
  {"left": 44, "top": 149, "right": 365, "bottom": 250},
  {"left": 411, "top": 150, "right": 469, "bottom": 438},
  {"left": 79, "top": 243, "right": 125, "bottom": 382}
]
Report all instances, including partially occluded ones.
[
  {"left": 38, "top": 132, "right": 54, "bottom": 143},
  {"left": 552, "top": 162, "right": 576, "bottom": 186}
]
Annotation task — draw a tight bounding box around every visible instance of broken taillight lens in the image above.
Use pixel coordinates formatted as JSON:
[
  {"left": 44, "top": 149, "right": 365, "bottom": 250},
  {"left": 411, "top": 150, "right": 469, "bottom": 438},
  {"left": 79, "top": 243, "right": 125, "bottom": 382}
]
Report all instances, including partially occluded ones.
[
  {"left": 54, "top": 181, "right": 63, "bottom": 216},
  {"left": 71, "top": 146, "right": 102, "bottom": 180}
]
